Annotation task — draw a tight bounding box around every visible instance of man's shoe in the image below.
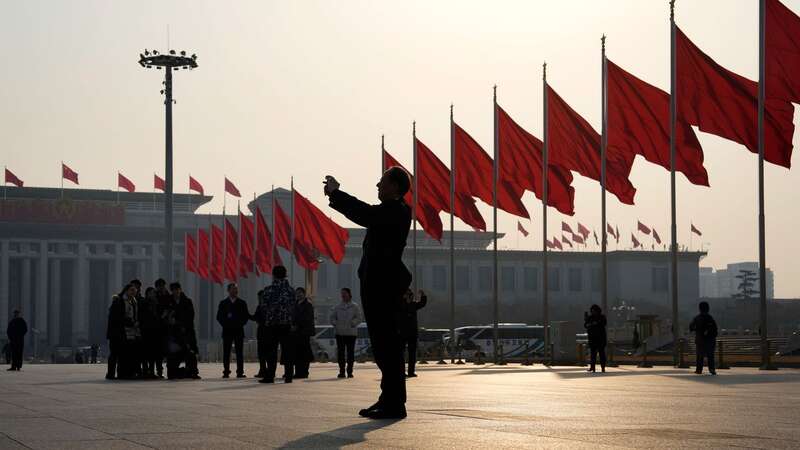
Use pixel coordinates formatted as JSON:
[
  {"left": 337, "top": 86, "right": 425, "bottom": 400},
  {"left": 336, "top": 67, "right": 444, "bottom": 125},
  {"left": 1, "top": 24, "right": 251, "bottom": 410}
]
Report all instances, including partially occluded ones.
[
  {"left": 222, "top": 373, "right": 230, "bottom": 378},
  {"left": 284, "top": 378, "right": 293, "bottom": 383},
  {"left": 365, "top": 407, "right": 407, "bottom": 420},
  {"left": 406, "top": 373, "right": 417, "bottom": 378},
  {"left": 259, "top": 378, "right": 274, "bottom": 384},
  {"left": 710, "top": 370, "right": 717, "bottom": 375},
  {"left": 105, "top": 374, "right": 115, "bottom": 380},
  {"left": 237, "top": 374, "right": 246, "bottom": 378},
  {"left": 359, "top": 401, "right": 382, "bottom": 417},
  {"left": 254, "top": 371, "right": 265, "bottom": 378},
  {"left": 337, "top": 372, "right": 346, "bottom": 378},
  {"left": 6, "top": 368, "right": 15, "bottom": 372},
  {"left": 191, "top": 375, "right": 202, "bottom": 380},
  {"left": 347, "top": 373, "right": 354, "bottom": 378},
  {"left": 694, "top": 370, "right": 702, "bottom": 374}
]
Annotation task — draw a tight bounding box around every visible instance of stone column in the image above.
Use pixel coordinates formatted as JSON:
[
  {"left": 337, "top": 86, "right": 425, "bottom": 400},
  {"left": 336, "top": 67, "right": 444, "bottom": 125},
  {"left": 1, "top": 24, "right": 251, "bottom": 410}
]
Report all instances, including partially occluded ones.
[
  {"left": 0, "top": 240, "right": 9, "bottom": 327},
  {"left": 36, "top": 240, "right": 48, "bottom": 345},
  {"left": 49, "top": 259, "right": 61, "bottom": 346},
  {"left": 72, "top": 243, "right": 89, "bottom": 345},
  {"left": 151, "top": 243, "right": 159, "bottom": 282},
  {"left": 21, "top": 257, "right": 31, "bottom": 319},
  {"left": 113, "top": 243, "right": 123, "bottom": 294}
]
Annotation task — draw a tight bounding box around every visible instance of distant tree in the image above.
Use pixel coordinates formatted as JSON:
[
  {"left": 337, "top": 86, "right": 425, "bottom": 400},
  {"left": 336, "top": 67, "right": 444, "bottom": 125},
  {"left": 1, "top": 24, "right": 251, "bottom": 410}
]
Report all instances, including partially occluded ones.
[{"left": 734, "top": 269, "right": 759, "bottom": 299}]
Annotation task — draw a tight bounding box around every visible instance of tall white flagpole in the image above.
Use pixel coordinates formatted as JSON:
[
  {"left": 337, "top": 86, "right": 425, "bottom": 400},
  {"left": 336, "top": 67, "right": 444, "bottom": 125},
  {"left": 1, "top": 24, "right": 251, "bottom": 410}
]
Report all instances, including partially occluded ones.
[
  {"left": 290, "top": 177, "right": 295, "bottom": 285},
  {"left": 492, "top": 87, "right": 500, "bottom": 363},
  {"left": 601, "top": 35, "right": 609, "bottom": 317},
  {"left": 542, "top": 65, "right": 551, "bottom": 364},
  {"left": 669, "top": 0, "right": 680, "bottom": 367},
  {"left": 412, "top": 122, "right": 418, "bottom": 301},
  {"left": 449, "top": 104, "right": 456, "bottom": 363}
]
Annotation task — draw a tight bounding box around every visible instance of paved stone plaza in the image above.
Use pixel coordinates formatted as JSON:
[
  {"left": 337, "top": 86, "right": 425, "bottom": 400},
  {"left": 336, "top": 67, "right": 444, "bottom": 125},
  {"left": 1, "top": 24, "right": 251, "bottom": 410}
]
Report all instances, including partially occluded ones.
[{"left": 0, "top": 363, "right": 797, "bottom": 449}]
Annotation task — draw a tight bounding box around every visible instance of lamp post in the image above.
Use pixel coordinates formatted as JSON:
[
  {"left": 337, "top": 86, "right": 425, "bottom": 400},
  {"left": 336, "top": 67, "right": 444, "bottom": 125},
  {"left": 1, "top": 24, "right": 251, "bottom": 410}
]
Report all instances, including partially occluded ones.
[{"left": 138, "top": 49, "right": 198, "bottom": 278}]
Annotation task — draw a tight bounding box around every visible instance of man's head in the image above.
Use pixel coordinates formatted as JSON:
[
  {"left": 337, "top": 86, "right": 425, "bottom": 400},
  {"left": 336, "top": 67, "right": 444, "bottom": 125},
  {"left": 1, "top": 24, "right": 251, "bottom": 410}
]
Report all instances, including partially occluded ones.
[
  {"left": 227, "top": 283, "right": 238, "bottom": 298},
  {"left": 12, "top": 310, "right": 20, "bottom": 318},
  {"left": 144, "top": 287, "right": 156, "bottom": 299},
  {"left": 295, "top": 287, "right": 306, "bottom": 301},
  {"left": 377, "top": 166, "right": 410, "bottom": 202},
  {"left": 699, "top": 301, "right": 710, "bottom": 313},
  {"left": 340, "top": 288, "right": 352, "bottom": 302},
  {"left": 154, "top": 278, "right": 167, "bottom": 291},
  {"left": 170, "top": 282, "right": 182, "bottom": 297},
  {"left": 123, "top": 284, "right": 136, "bottom": 299},
  {"left": 272, "top": 265, "right": 287, "bottom": 280},
  {"left": 590, "top": 304, "right": 601, "bottom": 315},
  {"left": 129, "top": 279, "right": 142, "bottom": 294}
]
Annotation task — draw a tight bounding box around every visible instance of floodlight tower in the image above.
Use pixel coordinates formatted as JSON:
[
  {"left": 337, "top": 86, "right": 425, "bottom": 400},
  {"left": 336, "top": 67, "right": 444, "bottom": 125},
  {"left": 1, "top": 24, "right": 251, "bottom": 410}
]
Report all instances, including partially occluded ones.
[{"left": 138, "top": 49, "right": 198, "bottom": 278}]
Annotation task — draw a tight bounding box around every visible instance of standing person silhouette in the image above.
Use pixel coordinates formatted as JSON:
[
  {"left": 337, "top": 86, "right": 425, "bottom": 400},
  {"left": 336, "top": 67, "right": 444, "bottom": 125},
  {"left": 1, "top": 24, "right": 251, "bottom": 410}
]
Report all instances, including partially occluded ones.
[
  {"left": 325, "top": 168, "right": 412, "bottom": 420},
  {"left": 584, "top": 304, "right": 607, "bottom": 373},
  {"left": 689, "top": 301, "right": 718, "bottom": 375}
]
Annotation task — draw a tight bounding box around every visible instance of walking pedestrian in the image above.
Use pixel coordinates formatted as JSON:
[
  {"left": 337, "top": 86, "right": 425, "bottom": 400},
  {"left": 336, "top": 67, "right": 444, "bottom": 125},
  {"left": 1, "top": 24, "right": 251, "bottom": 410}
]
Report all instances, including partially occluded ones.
[
  {"left": 259, "top": 265, "right": 295, "bottom": 384},
  {"left": 329, "top": 288, "right": 362, "bottom": 378},
  {"left": 689, "top": 301, "right": 718, "bottom": 375},
  {"left": 6, "top": 310, "right": 27, "bottom": 371},
  {"left": 584, "top": 304, "right": 607, "bottom": 373},
  {"left": 291, "top": 287, "right": 315, "bottom": 379},
  {"left": 400, "top": 289, "right": 427, "bottom": 378},
  {"left": 216, "top": 283, "right": 250, "bottom": 378},
  {"left": 325, "top": 168, "right": 412, "bottom": 419}
]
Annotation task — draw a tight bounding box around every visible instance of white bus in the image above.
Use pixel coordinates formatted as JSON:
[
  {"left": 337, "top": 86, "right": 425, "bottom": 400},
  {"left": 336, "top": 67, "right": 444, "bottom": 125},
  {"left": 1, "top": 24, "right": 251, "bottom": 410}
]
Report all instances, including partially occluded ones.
[
  {"left": 311, "top": 325, "right": 450, "bottom": 361},
  {"left": 449, "top": 323, "right": 545, "bottom": 359}
]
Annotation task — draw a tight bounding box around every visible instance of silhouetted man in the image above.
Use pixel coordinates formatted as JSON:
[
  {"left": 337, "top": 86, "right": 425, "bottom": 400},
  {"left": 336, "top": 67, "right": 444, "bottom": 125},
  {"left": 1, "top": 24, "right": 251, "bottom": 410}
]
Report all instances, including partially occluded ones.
[
  {"left": 259, "top": 265, "right": 295, "bottom": 384},
  {"left": 217, "top": 283, "right": 250, "bottom": 378},
  {"left": 251, "top": 289, "right": 268, "bottom": 378},
  {"left": 584, "top": 304, "right": 607, "bottom": 373},
  {"left": 330, "top": 287, "right": 361, "bottom": 378},
  {"left": 165, "top": 282, "right": 200, "bottom": 380},
  {"left": 325, "top": 167, "right": 412, "bottom": 419},
  {"left": 6, "top": 310, "right": 27, "bottom": 371},
  {"left": 689, "top": 301, "right": 718, "bottom": 375},
  {"left": 401, "top": 289, "right": 427, "bottom": 378},
  {"left": 153, "top": 278, "right": 172, "bottom": 378}
]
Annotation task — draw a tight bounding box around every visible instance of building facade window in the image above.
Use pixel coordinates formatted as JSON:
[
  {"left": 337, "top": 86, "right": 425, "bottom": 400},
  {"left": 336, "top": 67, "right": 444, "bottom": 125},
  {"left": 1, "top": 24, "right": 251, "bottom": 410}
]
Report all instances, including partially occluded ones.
[
  {"left": 432, "top": 266, "right": 446, "bottom": 291},
  {"left": 652, "top": 267, "right": 668, "bottom": 292},
  {"left": 548, "top": 268, "right": 560, "bottom": 291},
  {"left": 338, "top": 264, "right": 353, "bottom": 290},
  {"left": 478, "top": 266, "right": 492, "bottom": 291},
  {"left": 591, "top": 267, "right": 601, "bottom": 292},
  {"left": 523, "top": 267, "right": 538, "bottom": 291},
  {"left": 501, "top": 267, "right": 515, "bottom": 292},
  {"left": 568, "top": 268, "right": 582, "bottom": 292},
  {"left": 456, "top": 266, "right": 470, "bottom": 291}
]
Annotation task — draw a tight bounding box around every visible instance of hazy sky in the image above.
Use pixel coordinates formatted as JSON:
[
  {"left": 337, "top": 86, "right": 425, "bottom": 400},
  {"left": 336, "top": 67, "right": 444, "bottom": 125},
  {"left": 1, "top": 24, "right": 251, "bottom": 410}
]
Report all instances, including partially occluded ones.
[{"left": 2, "top": 1, "right": 800, "bottom": 297}]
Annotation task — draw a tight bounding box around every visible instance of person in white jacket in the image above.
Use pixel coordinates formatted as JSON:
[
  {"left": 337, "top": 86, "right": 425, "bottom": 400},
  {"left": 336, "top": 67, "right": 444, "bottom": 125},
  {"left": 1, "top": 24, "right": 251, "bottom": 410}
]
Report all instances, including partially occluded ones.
[{"left": 329, "top": 288, "right": 362, "bottom": 378}]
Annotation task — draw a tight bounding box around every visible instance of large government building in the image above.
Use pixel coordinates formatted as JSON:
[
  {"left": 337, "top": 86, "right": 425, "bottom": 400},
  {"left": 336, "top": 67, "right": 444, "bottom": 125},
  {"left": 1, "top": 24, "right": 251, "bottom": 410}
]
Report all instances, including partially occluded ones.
[{"left": 0, "top": 186, "right": 705, "bottom": 356}]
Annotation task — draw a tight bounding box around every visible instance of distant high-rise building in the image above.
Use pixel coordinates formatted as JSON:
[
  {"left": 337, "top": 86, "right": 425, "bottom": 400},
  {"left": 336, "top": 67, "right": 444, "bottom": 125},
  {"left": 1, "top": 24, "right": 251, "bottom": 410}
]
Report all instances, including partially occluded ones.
[{"left": 699, "top": 262, "right": 774, "bottom": 299}]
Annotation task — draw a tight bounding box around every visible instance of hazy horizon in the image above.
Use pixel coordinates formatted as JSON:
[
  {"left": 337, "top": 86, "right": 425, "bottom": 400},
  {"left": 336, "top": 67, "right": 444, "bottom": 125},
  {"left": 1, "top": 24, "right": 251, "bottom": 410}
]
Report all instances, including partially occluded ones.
[{"left": 2, "top": 0, "right": 800, "bottom": 297}]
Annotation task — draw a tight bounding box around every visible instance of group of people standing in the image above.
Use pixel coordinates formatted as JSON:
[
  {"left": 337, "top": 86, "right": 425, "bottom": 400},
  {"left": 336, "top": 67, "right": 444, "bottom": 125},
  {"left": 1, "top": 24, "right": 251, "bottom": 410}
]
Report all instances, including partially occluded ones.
[{"left": 106, "top": 278, "right": 199, "bottom": 380}]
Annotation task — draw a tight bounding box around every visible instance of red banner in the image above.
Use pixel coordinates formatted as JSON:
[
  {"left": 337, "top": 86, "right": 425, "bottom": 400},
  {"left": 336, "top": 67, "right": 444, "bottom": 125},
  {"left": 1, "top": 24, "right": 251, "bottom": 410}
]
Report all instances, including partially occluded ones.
[
  {"left": 185, "top": 232, "right": 197, "bottom": 274},
  {"left": 198, "top": 228, "right": 210, "bottom": 280},
  {"left": 211, "top": 224, "right": 224, "bottom": 284},
  {"left": 239, "top": 212, "right": 254, "bottom": 278},
  {"left": 224, "top": 219, "right": 238, "bottom": 282},
  {"left": 255, "top": 207, "right": 275, "bottom": 274}
]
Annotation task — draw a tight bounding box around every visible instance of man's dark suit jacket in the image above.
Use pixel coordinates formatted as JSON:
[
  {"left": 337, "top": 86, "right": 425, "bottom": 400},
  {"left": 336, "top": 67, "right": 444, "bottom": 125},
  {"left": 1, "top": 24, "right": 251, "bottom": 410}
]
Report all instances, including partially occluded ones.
[{"left": 328, "top": 190, "right": 412, "bottom": 311}]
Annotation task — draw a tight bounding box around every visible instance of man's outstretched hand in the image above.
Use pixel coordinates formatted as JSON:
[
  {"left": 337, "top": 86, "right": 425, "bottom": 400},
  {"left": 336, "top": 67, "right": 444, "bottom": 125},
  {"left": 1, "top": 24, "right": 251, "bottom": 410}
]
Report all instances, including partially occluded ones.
[{"left": 323, "top": 175, "right": 340, "bottom": 196}]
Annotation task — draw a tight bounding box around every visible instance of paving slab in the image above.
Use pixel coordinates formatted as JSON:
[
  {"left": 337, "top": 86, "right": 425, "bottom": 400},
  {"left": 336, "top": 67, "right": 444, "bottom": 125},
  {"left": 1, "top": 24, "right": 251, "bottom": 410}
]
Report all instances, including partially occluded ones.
[{"left": 0, "top": 363, "right": 797, "bottom": 449}]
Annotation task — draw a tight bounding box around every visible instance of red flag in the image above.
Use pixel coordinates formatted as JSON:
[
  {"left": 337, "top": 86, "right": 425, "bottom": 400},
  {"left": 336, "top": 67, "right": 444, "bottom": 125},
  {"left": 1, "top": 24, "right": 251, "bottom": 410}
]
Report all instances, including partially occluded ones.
[
  {"left": 255, "top": 207, "right": 275, "bottom": 274},
  {"left": 637, "top": 221, "right": 651, "bottom": 235},
  {"left": 185, "top": 232, "right": 197, "bottom": 274},
  {"left": 274, "top": 201, "right": 291, "bottom": 250},
  {"left": 607, "top": 223, "right": 616, "bottom": 239},
  {"left": 561, "top": 221, "right": 574, "bottom": 234},
  {"left": 691, "top": 223, "right": 702, "bottom": 236},
  {"left": 607, "top": 59, "right": 709, "bottom": 186},
  {"left": 553, "top": 236, "right": 563, "bottom": 250},
  {"left": 293, "top": 240, "right": 321, "bottom": 271},
  {"left": 154, "top": 174, "right": 165, "bottom": 192},
  {"left": 118, "top": 173, "right": 135, "bottom": 193},
  {"left": 189, "top": 176, "right": 204, "bottom": 195},
  {"left": 767, "top": 0, "right": 800, "bottom": 102},
  {"left": 497, "top": 104, "right": 575, "bottom": 215},
  {"left": 677, "top": 26, "right": 793, "bottom": 168},
  {"left": 210, "top": 224, "right": 224, "bottom": 284},
  {"left": 454, "top": 122, "right": 529, "bottom": 218},
  {"left": 417, "top": 138, "right": 486, "bottom": 232},
  {"left": 293, "top": 189, "right": 349, "bottom": 264},
  {"left": 198, "top": 228, "right": 210, "bottom": 280},
  {"left": 572, "top": 233, "right": 585, "bottom": 245},
  {"left": 224, "top": 177, "right": 241, "bottom": 197},
  {"left": 577, "top": 223, "right": 590, "bottom": 240},
  {"left": 561, "top": 235, "right": 573, "bottom": 248},
  {"left": 383, "top": 150, "right": 443, "bottom": 241},
  {"left": 239, "top": 212, "right": 255, "bottom": 278},
  {"left": 224, "top": 219, "right": 238, "bottom": 281},
  {"left": 62, "top": 163, "right": 79, "bottom": 185},
  {"left": 653, "top": 228, "right": 662, "bottom": 245},
  {"left": 517, "top": 221, "right": 529, "bottom": 237},
  {"left": 4, "top": 168, "right": 23, "bottom": 187},
  {"left": 545, "top": 238, "right": 554, "bottom": 249},
  {"left": 547, "top": 85, "right": 636, "bottom": 204},
  {"left": 631, "top": 234, "right": 641, "bottom": 248}
]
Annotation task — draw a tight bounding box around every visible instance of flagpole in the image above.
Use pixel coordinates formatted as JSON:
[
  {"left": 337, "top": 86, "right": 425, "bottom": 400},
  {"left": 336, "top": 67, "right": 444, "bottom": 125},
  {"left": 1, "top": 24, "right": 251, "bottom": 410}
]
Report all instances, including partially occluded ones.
[
  {"left": 412, "top": 122, "right": 418, "bottom": 306},
  {"left": 542, "top": 65, "right": 550, "bottom": 364},
  {"left": 60, "top": 161, "right": 64, "bottom": 199},
  {"left": 492, "top": 86, "right": 500, "bottom": 364},
  {"left": 290, "top": 176, "right": 295, "bottom": 286},
  {"left": 757, "top": 0, "right": 773, "bottom": 370},
  {"left": 116, "top": 172, "right": 120, "bottom": 204},
  {"left": 271, "top": 184, "right": 277, "bottom": 271},
  {"left": 669, "top": 0, "right": 680, "bottom": 367},
  {"left": 601, "top": 35, "right": 609, "bottom": 317},
  {"left": 449, "top": 104, "right": 456, "bottom": 364}
]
